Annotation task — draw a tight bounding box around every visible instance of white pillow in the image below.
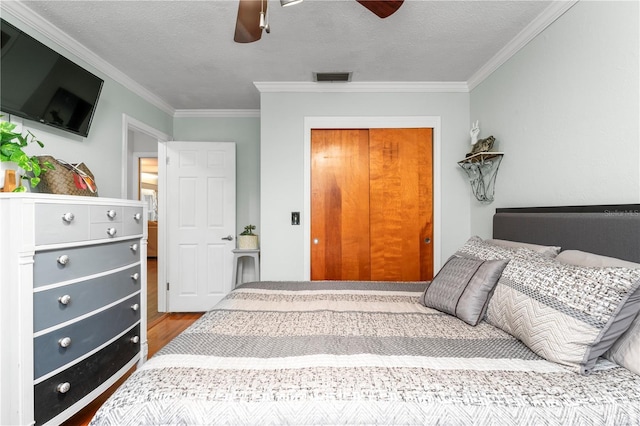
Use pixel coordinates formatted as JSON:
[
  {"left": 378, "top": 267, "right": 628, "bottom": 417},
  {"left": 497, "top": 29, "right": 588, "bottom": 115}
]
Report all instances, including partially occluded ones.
[
  {"left": 487, "top": 238, "right": 560, "bottom": 258},
  {"left": 556, "top": 249, "right": 640, "bottom": 269}
]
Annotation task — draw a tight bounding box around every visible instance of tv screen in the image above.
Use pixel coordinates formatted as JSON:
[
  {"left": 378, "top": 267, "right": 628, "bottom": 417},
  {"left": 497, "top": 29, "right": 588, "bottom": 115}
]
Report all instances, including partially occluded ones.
[{"left": 1, "top": 19, "right": 103, "bottom": 137}]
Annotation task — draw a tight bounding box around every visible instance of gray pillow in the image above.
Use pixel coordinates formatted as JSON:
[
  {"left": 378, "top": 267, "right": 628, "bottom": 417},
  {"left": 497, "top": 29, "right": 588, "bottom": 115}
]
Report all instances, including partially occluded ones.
[
  {"left": 486, "top": 248, "right": 640, "bottom": 375},
  {"left": 421, "top": 255, "right": 508, "bottom": 326}
]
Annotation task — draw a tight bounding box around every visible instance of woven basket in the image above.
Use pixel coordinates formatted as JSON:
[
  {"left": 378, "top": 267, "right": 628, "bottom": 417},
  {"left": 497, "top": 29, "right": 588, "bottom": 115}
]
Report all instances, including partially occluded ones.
[{"left": 36, "top": 155, "right": 98, "bottom": 197}]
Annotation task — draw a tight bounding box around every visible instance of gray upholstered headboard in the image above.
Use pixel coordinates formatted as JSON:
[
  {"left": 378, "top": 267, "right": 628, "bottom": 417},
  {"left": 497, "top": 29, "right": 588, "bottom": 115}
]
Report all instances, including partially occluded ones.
[{"left": 493, "top": 204, "right": 640, "bottom": 263}]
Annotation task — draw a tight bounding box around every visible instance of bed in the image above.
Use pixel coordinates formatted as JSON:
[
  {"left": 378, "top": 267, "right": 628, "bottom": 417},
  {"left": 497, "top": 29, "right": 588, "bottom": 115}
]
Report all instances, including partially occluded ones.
[{"left": 91, "top": 205, "right": 640, "bottom": 425}]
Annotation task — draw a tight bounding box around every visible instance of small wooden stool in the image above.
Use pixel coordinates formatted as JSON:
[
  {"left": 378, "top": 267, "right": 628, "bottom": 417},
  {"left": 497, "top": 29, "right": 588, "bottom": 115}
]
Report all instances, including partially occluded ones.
[{"left": 232, "top": 249, "right": 260, "bottom": 288}]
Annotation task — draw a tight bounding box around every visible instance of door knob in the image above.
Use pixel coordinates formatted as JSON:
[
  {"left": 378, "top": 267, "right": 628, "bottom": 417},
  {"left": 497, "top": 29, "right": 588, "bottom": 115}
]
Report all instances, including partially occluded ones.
[{"left": 221, "top": 235, "right": 234, "bottom": 241}]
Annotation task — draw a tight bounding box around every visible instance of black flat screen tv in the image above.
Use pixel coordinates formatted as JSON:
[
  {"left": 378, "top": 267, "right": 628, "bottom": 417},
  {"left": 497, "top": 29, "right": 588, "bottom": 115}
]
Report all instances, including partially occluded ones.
[{"left": 1, "top": 19, "right": 104, "bottom": 137}]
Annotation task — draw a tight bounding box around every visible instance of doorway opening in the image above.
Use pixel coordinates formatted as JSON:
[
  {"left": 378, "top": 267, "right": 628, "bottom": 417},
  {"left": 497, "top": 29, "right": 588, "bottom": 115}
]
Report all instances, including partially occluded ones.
[
  {"left": 138, "top": 157, "right": 163, "bottom": 325},
  {"left": 122, "top": 114, "right": 169, "bottom": 327}
]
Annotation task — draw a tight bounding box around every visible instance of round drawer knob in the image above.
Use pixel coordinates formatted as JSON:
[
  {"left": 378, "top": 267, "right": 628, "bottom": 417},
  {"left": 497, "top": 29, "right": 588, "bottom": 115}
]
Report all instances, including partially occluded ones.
[
  {"left": 131, "top": 303, "right": 139, "bottom": 311},
  {"left": 58, "top": 337, "right": 72, "bottom": 348},
  {"left": 131, "top": 272, "right": 140, "bottom": 281},
  {"left": 57, "top": 255, "right": 70, "bottom": 266},
  {"left": 107, "top": 227, "right": 117, "bottom": 237},
  {"left": 133, "top": 212, "right": 142, "bottom": 221},
  {"left": 130, "top": 335, "right": 140, "bottom": 344},
  {"left": 61, "top": 212, "right": 75, "bottom": 223},
  {"left": 56, "top": 382, "right": 71, "bottom": 394},
  {"left": 58, "top": 294, "right": 72, "bottom": 305},
  {"left": 107, "top": 209, "right": 117, "bottom": 219},
  {"left": 130, "top": 243, "right": 138, "bottom": 252}
]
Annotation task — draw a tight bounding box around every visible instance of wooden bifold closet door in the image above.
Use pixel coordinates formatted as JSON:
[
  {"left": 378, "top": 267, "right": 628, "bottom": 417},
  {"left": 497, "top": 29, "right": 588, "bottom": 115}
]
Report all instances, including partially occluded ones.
[{"left": 311, "top": 128, "right": 433, "bottom": 282}]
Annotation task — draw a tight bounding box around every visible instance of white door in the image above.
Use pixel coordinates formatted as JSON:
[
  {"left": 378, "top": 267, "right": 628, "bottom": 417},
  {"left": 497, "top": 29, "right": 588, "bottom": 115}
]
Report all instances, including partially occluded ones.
[{"left": 165, "top": 141, "right": 236, "bottom": 311}]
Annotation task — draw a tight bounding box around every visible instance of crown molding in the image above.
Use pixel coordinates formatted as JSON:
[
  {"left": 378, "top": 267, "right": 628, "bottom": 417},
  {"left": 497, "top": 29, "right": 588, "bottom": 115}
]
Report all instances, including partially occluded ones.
[
  {"left": 467, "top": 0, "right": 579, "bottom": 91},
  {"left": 173, "top": 109, "right": 261, "bottom": 118},
  {"left": 2, "top": 0, "right": 578, "bottom": 115},
  {"left": 1, "top": 0, "right": 175, "bottom": 116},
  {"left": 254, "top": 81, "right": 469, "bottom": 93}
]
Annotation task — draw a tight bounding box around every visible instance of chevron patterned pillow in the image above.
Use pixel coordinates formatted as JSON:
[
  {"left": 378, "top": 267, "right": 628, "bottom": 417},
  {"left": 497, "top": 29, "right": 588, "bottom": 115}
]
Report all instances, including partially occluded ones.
[{"left": 486, "top": 248, "right": 640, "bottom": 375}]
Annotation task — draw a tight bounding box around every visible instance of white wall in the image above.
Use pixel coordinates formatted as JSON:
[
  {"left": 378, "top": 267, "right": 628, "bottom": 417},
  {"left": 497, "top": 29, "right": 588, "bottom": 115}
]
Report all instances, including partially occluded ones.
[
  {"left": 470, "top": 1, "right": 640, "bottom": 238},
  {"left": 173, "top": 116, "right": 261, "bottom": 237},
  {"left": 2, "top": 14, "right": 173, "bottom": 199},
  {"left": 260, "top": 91, "right": 470, "bottom": 280}
]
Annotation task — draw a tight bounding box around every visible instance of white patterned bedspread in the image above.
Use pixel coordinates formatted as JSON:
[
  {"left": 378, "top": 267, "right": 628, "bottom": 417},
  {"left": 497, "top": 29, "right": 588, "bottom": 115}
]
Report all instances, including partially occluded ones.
[{"left": 90, "top": 281, "right": 640, "bottom": 425}]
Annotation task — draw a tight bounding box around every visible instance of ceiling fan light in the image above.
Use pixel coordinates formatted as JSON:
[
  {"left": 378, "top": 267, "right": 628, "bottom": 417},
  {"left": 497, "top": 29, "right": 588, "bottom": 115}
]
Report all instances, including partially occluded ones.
[{"left": 280, "top": 0, "right": 303, "bottom": 7}]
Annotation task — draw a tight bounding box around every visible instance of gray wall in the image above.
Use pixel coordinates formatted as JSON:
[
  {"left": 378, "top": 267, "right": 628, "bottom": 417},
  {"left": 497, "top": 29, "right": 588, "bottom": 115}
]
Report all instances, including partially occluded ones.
[
  {"left": 469, "top": 1, "right": 640, "bottom": 238},
  {"left": 260, "top": 91, "right": 470, "bottom": 280}
]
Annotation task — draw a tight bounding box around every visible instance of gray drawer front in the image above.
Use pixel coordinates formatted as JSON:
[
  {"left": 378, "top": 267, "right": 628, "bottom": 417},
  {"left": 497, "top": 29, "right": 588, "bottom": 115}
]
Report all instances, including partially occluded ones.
[
  {"left": 34, "top": 265, "right": 141, "bottom": 332},
  {"left": 33, "top": 239, "right": 140, "bottom": 288},
  {"left": 90, "top": 205, "right": 123, "bottom": 224},
  {"left": 34, "top": 294, "right": 141, "bottom": 379},
  {"left": 34, "top": 324, "right": 140, "bottom": 426},
  {"left": 90, "top": 223, "right": 124, "bottom": 240},
  {"left": 35, "top": 204, "right": 89, "bottom": 245},
  {"left": 123, "top": 206, "right": 144, "bottom": 236}
]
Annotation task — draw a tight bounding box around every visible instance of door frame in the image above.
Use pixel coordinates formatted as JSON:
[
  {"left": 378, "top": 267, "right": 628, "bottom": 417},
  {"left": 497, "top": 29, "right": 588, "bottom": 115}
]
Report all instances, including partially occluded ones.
[
  {"left": 122, "top": 114, "right": 170, "bottom": 313},
  {"left": 303, "top": 116, "right": 442, "bottom": 280}
]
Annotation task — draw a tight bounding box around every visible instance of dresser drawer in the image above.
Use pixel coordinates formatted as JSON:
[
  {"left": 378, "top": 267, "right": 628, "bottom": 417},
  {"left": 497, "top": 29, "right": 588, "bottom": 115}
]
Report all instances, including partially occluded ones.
[
  {"left": 33, "top": 239, "right": 140, "bottom": 288},
  {"left": 34, "top": 265, "right": 141, "bottom": 332},
  {"left": 34, "top": 324, "right": 140, "bottom": 426},
  {"left": 123, "top": 206, "right": 144, "bottom": 236},
  {"left": 35, "top": 204, "right": 89, "bottom": 245},
  {"left": 90, "top": 222, "right": 125, "bottom": 240},
  {"left": 90, "top": 205, "right": 123, "bottom": 224},
  {"left": 34, "top": 294, "right": 141, "bottom": 379}
]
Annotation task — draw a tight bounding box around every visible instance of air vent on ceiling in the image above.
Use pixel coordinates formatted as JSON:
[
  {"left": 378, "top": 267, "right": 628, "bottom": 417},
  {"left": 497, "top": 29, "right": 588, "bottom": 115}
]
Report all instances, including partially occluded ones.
[{"left": 313, "top": 72, "right": 352, "bottom": 83}]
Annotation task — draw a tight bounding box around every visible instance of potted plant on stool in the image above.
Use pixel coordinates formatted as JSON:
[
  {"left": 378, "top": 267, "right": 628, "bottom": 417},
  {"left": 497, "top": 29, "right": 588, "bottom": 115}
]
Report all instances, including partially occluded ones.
[{"left": 238, "top": 224, "right": 258, "bottom": 249}]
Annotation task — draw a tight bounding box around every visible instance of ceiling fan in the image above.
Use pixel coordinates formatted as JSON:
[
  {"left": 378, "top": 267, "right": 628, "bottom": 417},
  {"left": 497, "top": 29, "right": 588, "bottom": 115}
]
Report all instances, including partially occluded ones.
[{"left": 234, "top": 0, "right": 404, "bottom": 43}]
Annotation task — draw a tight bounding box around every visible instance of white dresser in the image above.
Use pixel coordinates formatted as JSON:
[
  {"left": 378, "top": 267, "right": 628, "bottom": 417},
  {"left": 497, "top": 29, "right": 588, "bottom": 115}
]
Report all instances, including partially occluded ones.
[{"left": 0, "top": 194, "right": 148, "bottom": 425}]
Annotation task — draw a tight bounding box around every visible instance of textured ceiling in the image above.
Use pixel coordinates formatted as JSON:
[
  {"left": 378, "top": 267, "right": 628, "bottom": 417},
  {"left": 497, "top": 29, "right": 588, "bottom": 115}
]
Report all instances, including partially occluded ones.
[{"left": 19, "top": 0, "right": 552, "bottom": 110}]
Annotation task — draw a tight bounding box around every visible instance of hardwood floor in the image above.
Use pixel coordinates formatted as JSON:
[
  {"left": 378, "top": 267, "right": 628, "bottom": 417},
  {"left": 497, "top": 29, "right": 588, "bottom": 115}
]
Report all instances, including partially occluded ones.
[
  {"left": 62, "top": 312, "right": 203, "bottom": 425},
  {"left": 146, "top": 257, "right": 167, "bottom": 326}
]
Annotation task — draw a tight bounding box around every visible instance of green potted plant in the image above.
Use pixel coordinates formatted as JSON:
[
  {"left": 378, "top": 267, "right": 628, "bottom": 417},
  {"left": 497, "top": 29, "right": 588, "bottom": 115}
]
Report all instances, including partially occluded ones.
[
  {"left": 1, "top": 118, "right": 53, "bottom": 192},
  {"left": 238, "top": 224, "right": 259, "bottom": 249}
]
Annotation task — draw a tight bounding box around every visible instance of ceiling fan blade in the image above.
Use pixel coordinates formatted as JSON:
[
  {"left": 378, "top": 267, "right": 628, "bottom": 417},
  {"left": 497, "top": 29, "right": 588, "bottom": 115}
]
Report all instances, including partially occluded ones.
[
  {"left": 356, "top": 0, "right": 404, "bottom": 18},
  {"left": 234, "top": 0, "right": 266, "bottom": 43}
]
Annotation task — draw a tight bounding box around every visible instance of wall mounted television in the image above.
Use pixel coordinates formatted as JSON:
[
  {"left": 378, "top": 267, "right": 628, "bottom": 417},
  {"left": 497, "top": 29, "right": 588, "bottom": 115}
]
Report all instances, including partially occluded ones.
[{"left": 1, "top": 19, "right": 104, "bottom": 138}]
